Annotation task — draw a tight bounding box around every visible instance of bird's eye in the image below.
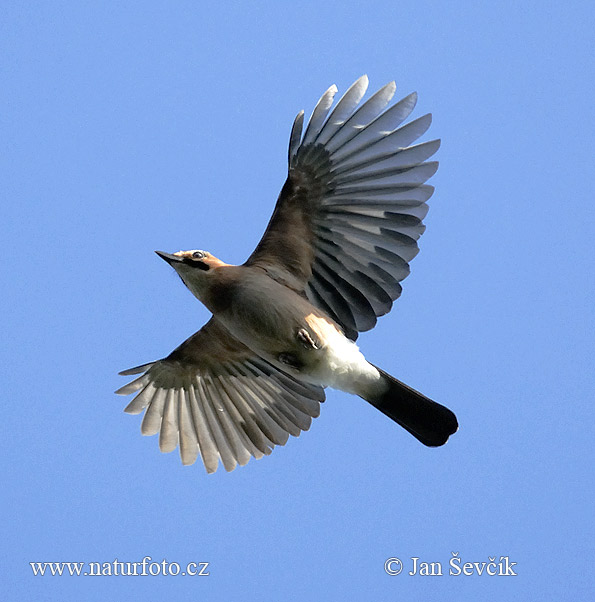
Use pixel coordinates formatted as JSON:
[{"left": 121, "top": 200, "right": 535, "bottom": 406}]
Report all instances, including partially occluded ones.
[{"left": 192, "top": 251, "right": 205, "bottom": 259}]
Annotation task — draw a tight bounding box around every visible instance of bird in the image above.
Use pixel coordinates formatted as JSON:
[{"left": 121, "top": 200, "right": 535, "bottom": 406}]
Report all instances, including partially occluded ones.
[{"left": 116, "top": 75, "right": 458, "bottom": 473}]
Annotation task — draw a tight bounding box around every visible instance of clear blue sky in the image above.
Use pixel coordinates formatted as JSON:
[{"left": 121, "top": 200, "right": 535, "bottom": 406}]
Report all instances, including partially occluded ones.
[{"left": 3, "top": 2, "right": 594, "bottom": 600}]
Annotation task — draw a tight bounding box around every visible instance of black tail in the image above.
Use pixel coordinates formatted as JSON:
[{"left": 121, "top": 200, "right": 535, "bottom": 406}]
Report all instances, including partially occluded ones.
[{"left": 363, "top": 366, "right": 458, "bottom": 447}]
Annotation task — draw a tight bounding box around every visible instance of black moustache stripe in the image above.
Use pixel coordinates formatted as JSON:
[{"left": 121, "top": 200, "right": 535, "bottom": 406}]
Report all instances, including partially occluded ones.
[{"left": 182, "top": 257, "right": 210, "bottom": 271}]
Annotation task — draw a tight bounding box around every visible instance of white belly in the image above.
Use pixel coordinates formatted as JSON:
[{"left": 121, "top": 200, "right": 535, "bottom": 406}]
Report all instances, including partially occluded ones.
[{"left": 303, "top": 318, "right": 386, "bottom": 397}]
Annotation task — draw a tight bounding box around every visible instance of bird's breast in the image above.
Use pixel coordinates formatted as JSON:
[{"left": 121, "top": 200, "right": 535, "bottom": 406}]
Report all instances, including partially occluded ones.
[
  {"left": 207, "top": 270, "right": 380, "bottom": 391},
  {"left": 206, "top": 271, "right": 324, "bottom": 366},
  {"left": 219, "top": 279, "right": 316, "bottom": 350}
]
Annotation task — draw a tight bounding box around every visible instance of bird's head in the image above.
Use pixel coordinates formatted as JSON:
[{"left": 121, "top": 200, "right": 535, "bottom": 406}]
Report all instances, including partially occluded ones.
[{"left": 155, "top": 249, "right": 227, "bottom": 302}]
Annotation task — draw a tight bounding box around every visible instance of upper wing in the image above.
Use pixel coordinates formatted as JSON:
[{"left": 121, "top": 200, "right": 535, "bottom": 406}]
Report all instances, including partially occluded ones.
[
  {"left": 246, "top": 75, "right": 439, "bottom": 339},
  {"left": 115, "top": 318, "right": 325, "bottom": 473}
]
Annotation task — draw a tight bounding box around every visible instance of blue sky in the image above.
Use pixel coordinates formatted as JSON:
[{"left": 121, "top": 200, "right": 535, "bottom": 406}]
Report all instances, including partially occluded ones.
[{"left": 2, "top": 1, "right": 594, "bottom": 600}]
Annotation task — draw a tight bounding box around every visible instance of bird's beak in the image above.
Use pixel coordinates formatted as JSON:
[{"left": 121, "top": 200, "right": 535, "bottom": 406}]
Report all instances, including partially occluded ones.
[{"left": 155, "top": 251, "right": 183, "bottom": 264}]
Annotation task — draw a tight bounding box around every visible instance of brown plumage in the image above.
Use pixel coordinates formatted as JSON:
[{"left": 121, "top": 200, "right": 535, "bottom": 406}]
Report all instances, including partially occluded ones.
[{"left": 117, "top": 76, "right": 458, "bottom": 473}]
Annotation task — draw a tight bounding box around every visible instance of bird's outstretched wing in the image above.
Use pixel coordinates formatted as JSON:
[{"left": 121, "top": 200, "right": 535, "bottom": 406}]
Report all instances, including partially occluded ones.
[
  {"left": 246, "top": 75, "right": 439, "bottom": 339},
  {"left": 116, "top": 318, "right": 325, "bottom": 473}
]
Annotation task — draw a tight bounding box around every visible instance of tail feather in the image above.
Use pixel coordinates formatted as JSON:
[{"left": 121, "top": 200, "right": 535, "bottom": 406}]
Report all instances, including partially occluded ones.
[{"left": 364, "top": 366, "right": 458, "bottom": 446}]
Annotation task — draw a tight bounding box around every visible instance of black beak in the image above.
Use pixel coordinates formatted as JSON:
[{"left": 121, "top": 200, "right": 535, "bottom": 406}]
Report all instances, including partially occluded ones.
[{"left": 155, "top": 251, "right": 183, "bottom": 264}]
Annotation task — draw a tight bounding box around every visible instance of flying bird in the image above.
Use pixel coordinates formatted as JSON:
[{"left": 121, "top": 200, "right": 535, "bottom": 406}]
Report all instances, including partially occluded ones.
[{"left": 116, "top": 75, "right": 458, "bottom": 473}]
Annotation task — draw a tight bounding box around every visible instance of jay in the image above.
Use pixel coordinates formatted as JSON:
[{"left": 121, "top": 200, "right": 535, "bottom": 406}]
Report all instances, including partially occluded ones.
[{"left": 116, "top": 76, "right": 458, "bottom": 473}]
